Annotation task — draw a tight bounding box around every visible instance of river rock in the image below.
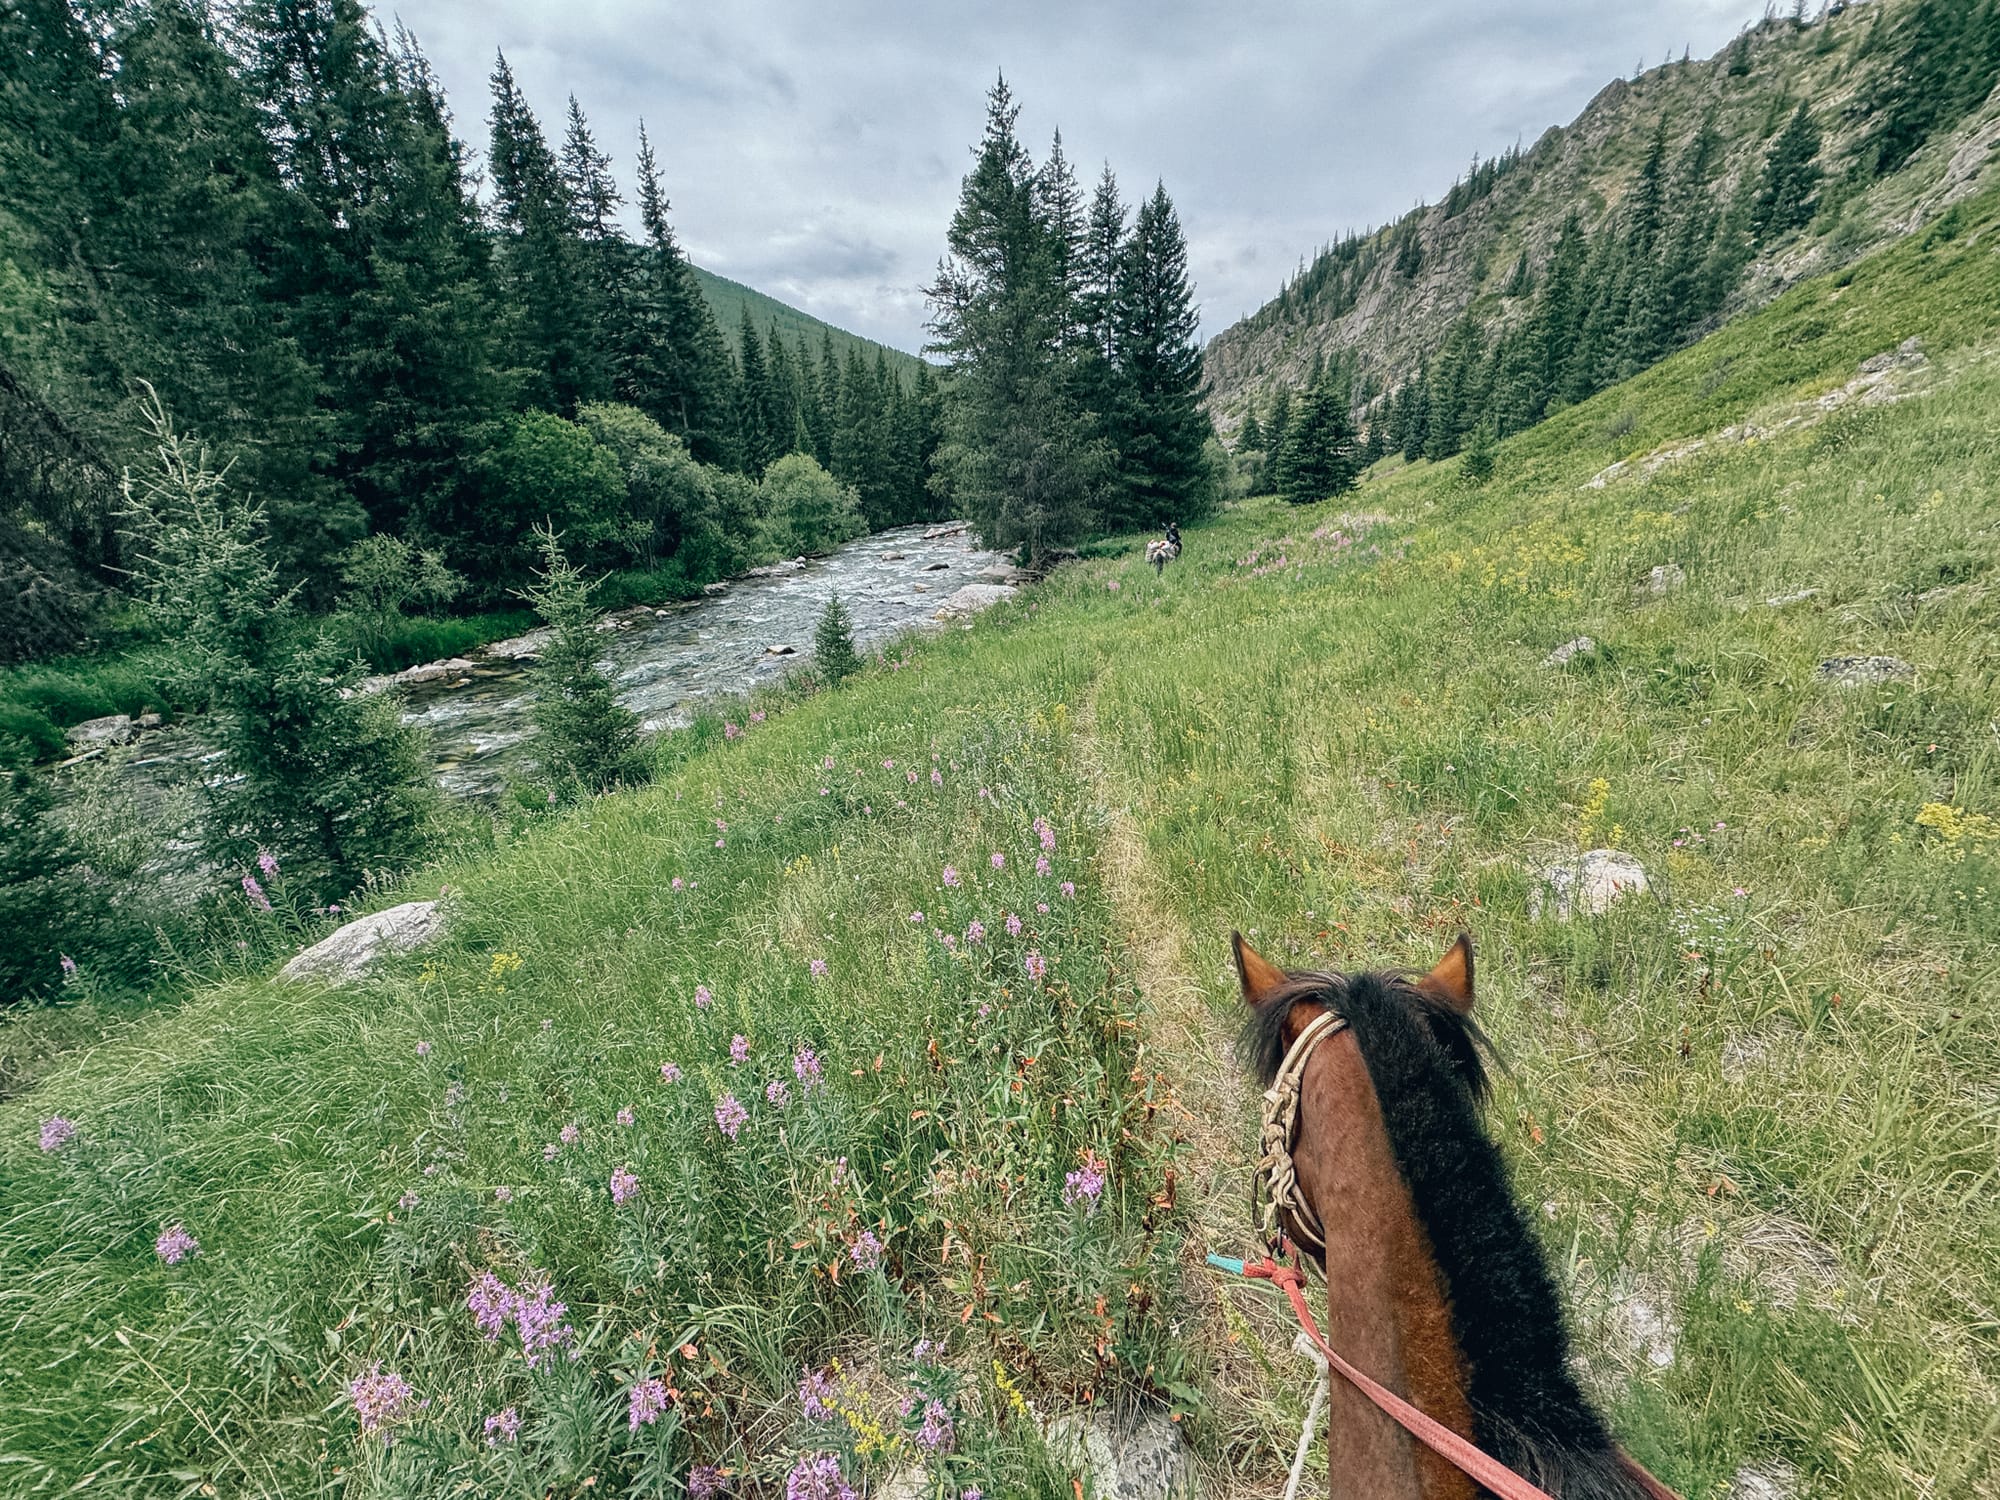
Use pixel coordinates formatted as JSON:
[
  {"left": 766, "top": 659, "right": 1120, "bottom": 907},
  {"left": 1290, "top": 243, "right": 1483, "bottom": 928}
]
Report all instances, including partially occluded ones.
[
  {"left": 702, "top": 580, "right": 730, "bottom": 595},
  {"left": 933, "top": 583, "right": 1016, "bottom": 618},
  {"left": 923, "top": 561, "right": 951, "bottom": 571},
  {"left": 1646, "top": 563, "right": 1686, "bottom": 595},
  {"left": 279, "top": 900, "right": 444, "bottom": 983},
  {"left": 882, "top": 551, "right": 906, "bottom": 561},
  {"left": 399, "top": 657, "right": 475, "bottom": 685},
  {"left": 1044, "top": 1410, "right": 1192, "bottom": 1500},
  {"left": 65, "top": 714, "right": 136, "bottom": 747},
  {"left": 136, "top": 711, "right": 163, "bottom": 729},
  {"left": 745, "top": 559, "right": 806, "bottom": 577},
  {"left": 765, "top": 644, "right": 796, "bottom": 656},
  {"left": 922, "top": 521, "right": 969, "bottom": 540},
  {"left": 1532, "top": 850, "right": 1650, "bottom": 920},
  {"left": 1816, "top": 655, "right": 1914, "bottom": 686},
  {"left": 1543, "top": 636, "right": 1596, "bottom": 668},
  {"left": 482, "top": 628, "right": 552, "bottom": 662}
]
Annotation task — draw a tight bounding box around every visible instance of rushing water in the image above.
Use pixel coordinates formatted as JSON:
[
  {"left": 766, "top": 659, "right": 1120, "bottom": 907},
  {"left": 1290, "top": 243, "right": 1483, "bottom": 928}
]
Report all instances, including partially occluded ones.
[
  {"left": 407, "top": 521, "right": 1009, "bottom": 797},
  {"left": 100, "top": 522, "right": 1009, "bottom": 809}
]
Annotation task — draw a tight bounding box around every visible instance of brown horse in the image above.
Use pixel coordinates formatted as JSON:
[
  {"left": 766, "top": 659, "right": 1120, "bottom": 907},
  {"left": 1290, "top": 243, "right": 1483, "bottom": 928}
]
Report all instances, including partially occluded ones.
[{"left": 1233, "top": 931, "right": 1677, "bottom": 1500}]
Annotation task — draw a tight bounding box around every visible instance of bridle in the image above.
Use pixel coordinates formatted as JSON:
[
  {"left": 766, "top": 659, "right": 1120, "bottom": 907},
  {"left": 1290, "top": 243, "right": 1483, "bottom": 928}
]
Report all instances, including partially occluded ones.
[{"left": 1253, "top": 1007, "right": 1347, "bottom": 1258}]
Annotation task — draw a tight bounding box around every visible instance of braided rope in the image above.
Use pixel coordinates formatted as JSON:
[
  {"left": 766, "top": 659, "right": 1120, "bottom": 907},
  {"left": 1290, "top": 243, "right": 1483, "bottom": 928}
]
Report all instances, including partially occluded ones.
[{"left": 1255, "top": 1010, "right": 1347, "bottom": 1254}]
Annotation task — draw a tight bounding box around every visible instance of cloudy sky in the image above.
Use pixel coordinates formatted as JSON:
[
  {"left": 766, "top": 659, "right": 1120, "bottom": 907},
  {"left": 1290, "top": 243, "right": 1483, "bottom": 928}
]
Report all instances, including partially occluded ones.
[{"left": 392, "top": 0, "right": 1777, "bottom": 354}]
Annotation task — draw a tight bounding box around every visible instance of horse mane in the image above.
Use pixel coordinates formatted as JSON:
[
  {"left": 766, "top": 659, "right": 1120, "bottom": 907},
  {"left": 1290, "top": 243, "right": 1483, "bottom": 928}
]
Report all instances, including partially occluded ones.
[{"left": 1239, "top": 966, "right": 1655, "bottom": 1500}]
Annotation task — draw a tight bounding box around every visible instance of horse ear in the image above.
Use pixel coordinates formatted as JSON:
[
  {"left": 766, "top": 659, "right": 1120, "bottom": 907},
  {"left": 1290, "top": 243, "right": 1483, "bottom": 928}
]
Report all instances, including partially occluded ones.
[
  {"left": 1232, "top": 931, "right": 1289, "bottom": 1008},
  {"left": 1417, "top": 932, "right": 1475, "bottom": 1014}
]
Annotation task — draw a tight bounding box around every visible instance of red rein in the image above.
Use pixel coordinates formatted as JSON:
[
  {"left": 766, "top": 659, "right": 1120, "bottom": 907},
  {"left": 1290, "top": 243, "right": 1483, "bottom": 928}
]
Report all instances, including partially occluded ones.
[{"left": 1244, "top": 1255, "right": 1681, "bottom": 1500}]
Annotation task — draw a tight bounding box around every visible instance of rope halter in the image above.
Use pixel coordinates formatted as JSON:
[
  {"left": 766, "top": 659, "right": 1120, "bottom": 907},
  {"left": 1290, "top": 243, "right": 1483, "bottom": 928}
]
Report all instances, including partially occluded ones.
[{"left": 1254, "top": 1008, "right": 1349, "bottom": 1256}]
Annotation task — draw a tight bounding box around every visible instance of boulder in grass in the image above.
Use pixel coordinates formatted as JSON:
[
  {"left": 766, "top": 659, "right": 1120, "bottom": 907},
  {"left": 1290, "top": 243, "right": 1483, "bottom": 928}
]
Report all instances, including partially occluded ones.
[
  {"left": 1816, "top": 655, "right": 1914, "bottom": 687},
  {"left": 1044, "top": 1409, "right": 1193, "bottom": 1500},
  {"left": 1645, "top": 563, "right": 1686, "bottom": 595},
  {"left": 1544, "top": 636, "right": 1597, "bottom": 668},
  {"left": 280, "top": 901, "right": 444, "bottom": 983},
  {"left": 932, "top": 583, "right": 1016, "bottom": 619},
  {"left": 1532, "top": 850, "right": 1649, "bottom": 921}
]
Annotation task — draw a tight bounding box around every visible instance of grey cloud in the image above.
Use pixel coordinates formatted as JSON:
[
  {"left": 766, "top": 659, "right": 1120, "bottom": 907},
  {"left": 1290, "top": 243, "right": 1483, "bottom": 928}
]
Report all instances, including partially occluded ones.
[{"left": 392, "top": 0, "right": 1775, "bottom": 353}]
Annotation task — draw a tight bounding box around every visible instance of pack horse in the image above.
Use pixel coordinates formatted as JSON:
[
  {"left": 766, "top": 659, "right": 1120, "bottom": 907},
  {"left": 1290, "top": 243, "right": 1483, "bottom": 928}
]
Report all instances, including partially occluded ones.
[
  {"left": 1146, "top": 521, "right": 1182, "bottom": 576},
  {"left": 1230, "top": 930, "right": 1683, "bottom": 1500}
]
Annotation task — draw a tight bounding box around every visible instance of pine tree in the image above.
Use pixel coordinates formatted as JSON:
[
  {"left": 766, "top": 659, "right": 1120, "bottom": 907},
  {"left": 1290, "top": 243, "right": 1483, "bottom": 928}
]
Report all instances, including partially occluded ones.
[
  {"left": 734, "top": 308, "right": 777, "bottom": 475},
  {"left": 1273, "top": 373, "right": 1358, "bottom": 504},
  {"left": 1502, "top": 250, "right": 1532, "bottom": 297},
  {"left": 520, "top": 523, "right": 641, "bottom": 797},
  {"left": 1751, "top": 103, "right": 1824, "bottom": 240},
  {"left": 1459, "top": 420, "right": 1497, "bottom": 485},
  {"left": 1108, "top": 181, "right": 1214, "bottom": 529},
  {"left": 926, "top": 76, "right": 1109, "bottom": 558},
  {"left": 488, "top": 53, "right": 601, "bottom": 411},
  {"left": 1238, "top": 411, "right": 1265, "bottom": 451},
  {"left": 812, "top": 592, "right": 862, "bottom": 685},
  {"left": 629, "top": 123, "right": 737, "bottom": 467}
]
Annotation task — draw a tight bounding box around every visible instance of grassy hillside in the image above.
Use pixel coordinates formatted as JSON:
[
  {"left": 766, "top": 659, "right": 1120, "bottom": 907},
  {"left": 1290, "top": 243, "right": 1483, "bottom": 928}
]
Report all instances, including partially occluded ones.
[
  {"left": 1204, "top": 0, "right": 2000, "bottom": 432},
  {"left": 690, "top": 265, "right": 932, "bottom": 383},
  {"left": 5, "top": 189, "right": 1998, "bottom": 1498}
]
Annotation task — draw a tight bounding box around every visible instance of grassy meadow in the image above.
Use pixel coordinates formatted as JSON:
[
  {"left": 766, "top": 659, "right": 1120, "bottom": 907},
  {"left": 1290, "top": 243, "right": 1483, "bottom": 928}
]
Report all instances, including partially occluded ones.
[{"left": 4, "top": 191, "right": 1999, "bottom": 1499}]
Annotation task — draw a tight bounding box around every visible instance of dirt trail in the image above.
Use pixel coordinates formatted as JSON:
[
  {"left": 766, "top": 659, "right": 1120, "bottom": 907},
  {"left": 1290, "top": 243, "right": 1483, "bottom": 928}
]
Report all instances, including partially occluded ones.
[{"left": 1073, "top": 682, "right": 1312, "bottom": 1499}]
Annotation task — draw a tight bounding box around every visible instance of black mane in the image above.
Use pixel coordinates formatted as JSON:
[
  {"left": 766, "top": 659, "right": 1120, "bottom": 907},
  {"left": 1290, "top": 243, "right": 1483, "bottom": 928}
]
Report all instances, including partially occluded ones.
[{"left": 1239, "top": 966, "right": 1653, "bottom": 1500}]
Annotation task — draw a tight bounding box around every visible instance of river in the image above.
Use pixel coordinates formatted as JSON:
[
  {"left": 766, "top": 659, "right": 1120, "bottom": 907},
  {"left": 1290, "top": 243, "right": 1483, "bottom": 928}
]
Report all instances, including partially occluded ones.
[{"left": 105, "top": 522, "right": 1013, "bottom": 806}]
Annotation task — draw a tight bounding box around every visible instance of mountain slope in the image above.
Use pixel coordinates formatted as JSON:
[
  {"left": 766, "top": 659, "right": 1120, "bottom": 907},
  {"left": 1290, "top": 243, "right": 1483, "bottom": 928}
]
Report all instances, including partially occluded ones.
[
  {"left": 690, "top": 264, "right": 931, "bottom": 381},
  {"left": 1204, "top": 0, "right": 2000, "bottom": 435}
]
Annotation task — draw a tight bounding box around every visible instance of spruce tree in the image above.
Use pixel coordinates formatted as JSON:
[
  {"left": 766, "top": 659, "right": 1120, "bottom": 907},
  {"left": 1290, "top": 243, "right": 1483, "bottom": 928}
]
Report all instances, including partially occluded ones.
[
  {"left": 520, "top": 523, "right": 641, "bottom": 797},
  {"left": 1109, "top": 181, "right": 1214, "bottom": 529},
  {"left": 812, "top": 592, "right": 862, "bottom": 685},
  {"left": 1751, "top": 103, "right": 1824, "bottom": 240},
  {"left": 1274, "top": 374, "right": 1358, "bottom": 505}
]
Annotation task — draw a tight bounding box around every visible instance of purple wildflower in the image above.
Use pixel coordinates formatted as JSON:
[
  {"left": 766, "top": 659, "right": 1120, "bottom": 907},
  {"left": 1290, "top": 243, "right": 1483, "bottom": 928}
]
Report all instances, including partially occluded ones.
[
  {"left": 242, "top": 874, "right": 272, "bottom": 912},
  {"left": 39, "top": 1116, "right": 76, "bottom": 1153},
  {"left": 689, "top": 1466, "right": 726, "bottom": 1498},
  {"left": 399, "top": 1189, "right": 420, "bottom": 1209},
  {"left": 610, "top": 1166, "right": 640, "bottom": 1205},
  {"left": 559, "top": 1123, "right": 580, "bottom": 1145},
  {"left": 696, "top": 983, "right": 713, "bottom": 1008},
  {"left": 931, "top": 768, "right": 943, "bottom": 787},
  {"left": 715, "top": 1093, "right": 749, "bottom": 1139},
  {"left": 850, "top": 1229, "right": 884, "bottom": 1271},
  {"left": 1036, "top": 855, "right": 1051, "bottom": 877},
  {"left": 793, "top": 1047, "right": 825, "bottom": 1092},
  {"left": 672, "top": 876, "right": 685, "bottom": 891},
  {"left": 882, "top": 759, "right": 894, "bottom": 770},
  {"left": 941, "top": 933, "right": 956, "bottom": 951},
  {"left": 824, "top": 756, "right": 835, "bottom": 770},
  {"left": 730, "top": 1034, "right": 749, "bottom": 1065},
  {"left": 1037, "top": 901, "right": 1050, "bottom": 913},
  {"left": 909, "top": 910, "right": 923, "bottom": 923},
  {"left": 809, "top": 957, "right": 829, "bottom": 980},
  {"left": 495, "top": 1185, "right": 514, "bottom": 1203},
  {"left": 617, "top": 1106, "right": 635, "bottom": 1127},
  {"left": 484, "top": 1406, "right": 521, "bottom": 1445},
  {"left": 60, "top": 953, "right": 77, "bottom": 979},
  {"left": 907, "top": 769, "right": 918, "bottom": 784},
  {"left": 785, "top": 1452, "right": 858, "bottom": 1500},
  {"left": 628, "top": 1377, "right": 671, "bottom": 1431},
  {"left": 766, "top": 1078, "right": 790, "bottom": 1108},
  {"left": 468, "top": 1271, "right": 513, "bottom": 1340},
  {"left": 963, "top": 1490, "right": 983, "bottom": 1500},
  {"left": 542, "top": 1143, "right": 560, "bottom": 1161},
  {"left": 916, "top": 1399, "right": 955, "bottom": 1453},
  {"left": 661, "top": 1061, "right": 683, "bottom": 1083},
  {"left": 416, "top": 1040, "right": 431, "bottom": 1057},
  {"left": 1034, "top": 817, "right": 1056, "bottom": 852},
  {"left": 1006, "top": 913, "right": 1023, "bottom": 937},
  {"left": 725, "top": 722, "right": 740, "bottom": 740},
  {"left": 1107, "top": 578, "right": 1121, "bottom": 592},
  {"left": 348, "top": 1364, "right": 416, "bottom": 1443},
  {"left": 155, "top": 1224, "right": 198, "bottom": 1264},
  {"left": 511, "top": 1276, "right": 573, "bottom": 1367},
  {"left": 942, "top": 865, "right": 960, "bottom": 888},
  {"left": 1061, "top": 881, "right": 1076, "bottom": 899},
  {"left": 913, "top": 1338, "right": 942, "bottom": 1365},
  {"left": 258, "top": 849, "right": 280, "bottom": 880},
  {"left": 1024, "top": 951, "right": 1047, "bottom": 981},
  {"left": 1064, "top": 1155, "right": 1108, "bottom": 1211},
  {"left": 990, "top": 852, "right": 1005, "bottom": 870},
  {"left": 965, "top": 919, "right": 986, "bottom": 944},
  {"left": 750, "top": 711, "right": 766, "bottom": 724},
  {"left": 799, "top": 1365, "right": 837, "bottom": 1420}
]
